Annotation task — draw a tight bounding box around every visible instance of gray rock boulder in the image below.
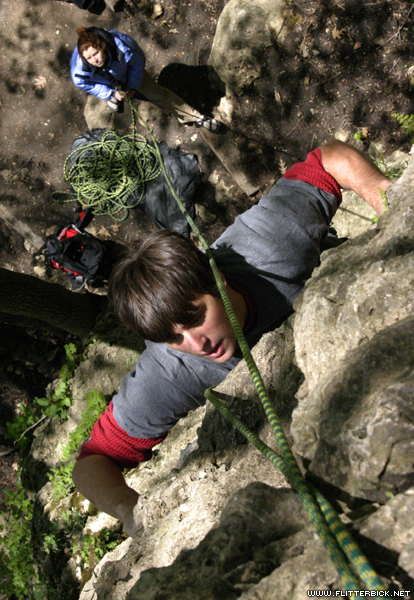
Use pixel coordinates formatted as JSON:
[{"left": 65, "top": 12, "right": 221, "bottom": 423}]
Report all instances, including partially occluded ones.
[
  {"left": 239, "top": 528, "right": 341, "bottom": 599},
  {"left": 291, "top": 317, "right": 414, "bottom": 501},
  {"left": 126, "top": 485, "right": 309, "bottom": 600},
  {"left": 359, "top": 487, "right": 414, "bottom": 581},
  {"left": 84, "top": 95, "right": 115, "bottom": 130},
  {"left": 208, "top": 0, "right": 294, "bottom": 96}
]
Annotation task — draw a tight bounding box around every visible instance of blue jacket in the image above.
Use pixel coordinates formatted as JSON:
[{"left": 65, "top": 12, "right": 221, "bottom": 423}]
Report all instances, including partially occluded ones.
[{"left": 70, "top": 29, "right": 146, "bottom": 100}]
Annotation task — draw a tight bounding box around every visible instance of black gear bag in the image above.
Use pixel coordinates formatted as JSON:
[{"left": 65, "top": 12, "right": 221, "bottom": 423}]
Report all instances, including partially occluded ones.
[{"left": 37, "top": 209, "right": 112, "bottom": 290}]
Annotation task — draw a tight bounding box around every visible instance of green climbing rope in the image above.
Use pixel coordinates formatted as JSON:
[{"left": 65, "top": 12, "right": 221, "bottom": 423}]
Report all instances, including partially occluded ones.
[
  {"left": 135, "top": 100, "right": 387, "bottom": 593},
  {"left": 53, "top": 111, "right": 162, "bottom": 221}
]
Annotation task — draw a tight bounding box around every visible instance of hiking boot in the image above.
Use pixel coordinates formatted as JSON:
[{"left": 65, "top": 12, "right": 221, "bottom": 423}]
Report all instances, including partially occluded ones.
[
  {"left": 194, "top": 116, "right": 223, "bottom": 133},
  {"left": 107, "top": 97, "right": 124, "bottom": 113}
]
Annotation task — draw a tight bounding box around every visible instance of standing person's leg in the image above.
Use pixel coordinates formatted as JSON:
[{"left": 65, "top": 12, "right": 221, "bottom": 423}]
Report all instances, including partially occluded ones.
[{"left": 138, "top": 71, "right": 222, "bottom": 132}]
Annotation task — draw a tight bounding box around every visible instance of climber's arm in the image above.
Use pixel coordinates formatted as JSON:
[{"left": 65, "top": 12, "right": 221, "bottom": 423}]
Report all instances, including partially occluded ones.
[
  {"left": 72, "top": 454, "right": 138, "bottom": 536},
  {"left": 72, "top": 400, "right": 166, "bottom": 536},
  {"left": 319, "top": 140, "right": 392, "bottom": 216}
]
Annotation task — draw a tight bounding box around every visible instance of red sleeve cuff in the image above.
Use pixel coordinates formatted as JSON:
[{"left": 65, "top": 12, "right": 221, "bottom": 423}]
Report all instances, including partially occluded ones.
[
  {"left": 283, "top": 147, "right": 342, "bottom": 203},
  {"left": 77, "top": 401, "right": 166, "bottom": 469}
]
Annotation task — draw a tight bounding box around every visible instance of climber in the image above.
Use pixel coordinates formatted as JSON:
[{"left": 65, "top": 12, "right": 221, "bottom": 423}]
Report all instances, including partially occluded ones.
[
  {"left": 70, "top": 27, "right": 222, "bottom": 132},
  {"left": 72, "top": 140, "right": 391, "bottom": 536}
]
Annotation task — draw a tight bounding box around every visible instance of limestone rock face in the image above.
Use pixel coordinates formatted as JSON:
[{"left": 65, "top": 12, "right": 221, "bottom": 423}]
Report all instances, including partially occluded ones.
[
  {"left": 208, "top": 0, "right": 292, "bottom": 96},
  {"left": 291, "top": 317, "right": 414, "bottom": 501},
  {"left": 238, "top": 528, "right": 341, "bottom": 600},
  {"left": 359, "top": 487, "right": 414, "bottom": 580},
  {"left": 126, "top": 485, "right": 309, "bottom": 600},
  {"left": 293, "top": 155, "right": 414, "bottom": 394},
  {"left": 291, "top": 155, "right": 414, "bottom": 501},
  {"left": 331, "top": 189, "right": 377, "bottom": 239}
]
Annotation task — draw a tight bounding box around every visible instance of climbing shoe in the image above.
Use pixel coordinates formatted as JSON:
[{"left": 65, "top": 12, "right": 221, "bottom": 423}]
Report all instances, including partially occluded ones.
[{"left": 194, "top": 116, "right": 223, "bottom": 133}]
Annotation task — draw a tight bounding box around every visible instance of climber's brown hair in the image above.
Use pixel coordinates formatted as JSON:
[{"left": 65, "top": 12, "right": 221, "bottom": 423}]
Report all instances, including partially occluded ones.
[{"left": 108, "top": 230, "right": 219, "bottom": 343}]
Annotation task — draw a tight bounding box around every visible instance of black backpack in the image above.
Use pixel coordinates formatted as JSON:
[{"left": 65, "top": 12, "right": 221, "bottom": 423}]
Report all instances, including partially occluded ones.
[{"left": 37, "top": 210, "right": 111, "bottom": 290}]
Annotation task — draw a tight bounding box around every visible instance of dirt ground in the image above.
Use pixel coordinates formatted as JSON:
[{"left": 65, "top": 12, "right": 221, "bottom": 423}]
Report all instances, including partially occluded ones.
[
  {"left": 1, "top": 0, "right": 413, "bottom": 267},
  {"left": 0, "top": 0, "right": 413, "bottom": 501}
]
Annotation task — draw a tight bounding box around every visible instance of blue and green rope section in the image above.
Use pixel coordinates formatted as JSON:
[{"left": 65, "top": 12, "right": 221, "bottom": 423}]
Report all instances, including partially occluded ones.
[
  {"left": 52, "top": 105, "right": 162, "bottom": 221},
  {"left": 130, "top": 99, "right": 387, "bottom": 595}
]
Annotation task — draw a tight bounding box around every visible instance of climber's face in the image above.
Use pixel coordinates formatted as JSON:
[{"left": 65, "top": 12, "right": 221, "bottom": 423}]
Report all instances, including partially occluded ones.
[
  {"left": 165, "top": 273, "right": 248, "bottom": 364},
  {"left": 165, "top": 292, "right": 238, "bottom": 363},
  {"left": 83, "top": 46, "right": 107, "bottom": 68}
]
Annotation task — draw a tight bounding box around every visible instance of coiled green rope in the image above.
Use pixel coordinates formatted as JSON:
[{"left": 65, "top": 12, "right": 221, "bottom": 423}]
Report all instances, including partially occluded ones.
[
  {"left": 134, "top": 100, "right": 387, "bottom": 594},
  {"left": 53, "top": 109, "right": 161, "bottom": 221}
]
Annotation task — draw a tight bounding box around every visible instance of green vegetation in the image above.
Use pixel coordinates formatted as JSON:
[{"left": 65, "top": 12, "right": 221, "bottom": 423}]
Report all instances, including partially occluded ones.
[
  {"left": 354, "top": 130, "right": 366, "bottom": 142},
  {"left": 62, "top": 389, "right": 107, "bottom": 460},
  {"left": 73, "top": 530, "right": 119, "bottom": 569},
  {"left": 5, "top": 401, "right": 43, "bottom": 451},
  {"left": 34, "top": 343, "right": 77, "bottom": 420},
  {"left": 0, "top": 344, "right": 117, "bottom": 599},
  {"left": 371, "top": 189, "right": 390, "bottom": 224},
  {"left": 393, "top": 112, "right": 414, "bottom": 143},
  {"left": 0, "top": 479, "right": 48, "bottom": 600},
  {"left": 0, "top": 481, "right": 120, "bottom": 600},
  {"left": 48, "top": 462, "right": 76, "bottom": 502},
  {"left": 371, "top": 147, "right": 408, "bottom": 181},
  {"left": 46, "top": 388, "right": 107, "bottom": 503},
  {"left": 368, "top": 143, "right": 409, "bottom": 224},
  {"left": 6, "top": 343, "right": 78, "bottom": 452}
]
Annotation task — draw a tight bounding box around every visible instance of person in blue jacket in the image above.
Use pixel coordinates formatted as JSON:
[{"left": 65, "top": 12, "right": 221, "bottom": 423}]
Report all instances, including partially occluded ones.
[{"left": 70, "top": 27, "right": 222, "bottom": 132}]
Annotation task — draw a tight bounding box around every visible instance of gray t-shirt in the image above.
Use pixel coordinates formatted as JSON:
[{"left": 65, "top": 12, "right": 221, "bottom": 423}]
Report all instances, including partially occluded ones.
[{"left": 113, "top": 179, "right": 338, "bottom": 439}]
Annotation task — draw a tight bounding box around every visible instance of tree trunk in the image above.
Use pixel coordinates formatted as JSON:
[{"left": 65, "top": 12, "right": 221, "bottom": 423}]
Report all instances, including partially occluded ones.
[{"left": 0, "top": 268, "right": 107, "bottom": 337}]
